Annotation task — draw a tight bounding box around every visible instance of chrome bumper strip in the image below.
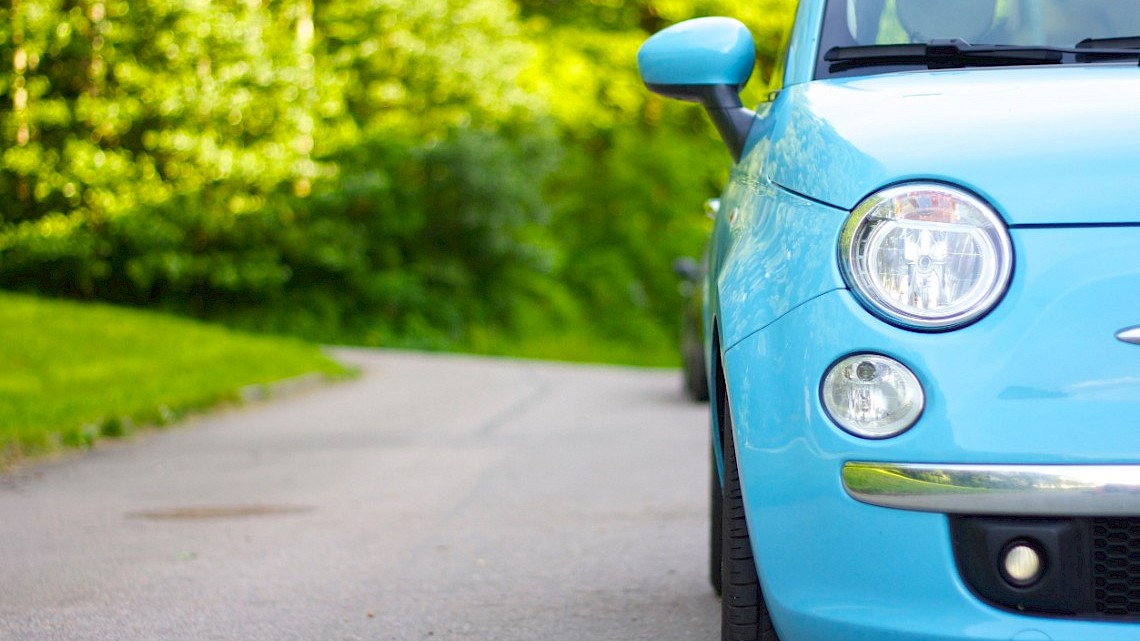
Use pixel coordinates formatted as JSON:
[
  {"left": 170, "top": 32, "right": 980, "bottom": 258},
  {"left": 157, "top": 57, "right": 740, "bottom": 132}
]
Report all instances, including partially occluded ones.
[{"left": 842, "top": 462, "right": 1140, "bottom": 516}]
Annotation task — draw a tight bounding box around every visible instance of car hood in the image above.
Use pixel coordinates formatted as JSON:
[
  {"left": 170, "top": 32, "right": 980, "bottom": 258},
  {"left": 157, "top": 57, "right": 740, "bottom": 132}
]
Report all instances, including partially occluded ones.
[{"left": 763, "top": 64, "right": 1140, "bottom": 225}]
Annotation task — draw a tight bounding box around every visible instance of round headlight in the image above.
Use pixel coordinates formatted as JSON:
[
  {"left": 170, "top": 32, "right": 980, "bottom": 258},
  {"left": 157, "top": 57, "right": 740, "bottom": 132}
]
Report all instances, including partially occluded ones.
[
  {"left": 821, "top": 354, "right": 924, "bottom": 439},
  {"left": 840, "top": 184, "right": 1013, "bottom": 330}
]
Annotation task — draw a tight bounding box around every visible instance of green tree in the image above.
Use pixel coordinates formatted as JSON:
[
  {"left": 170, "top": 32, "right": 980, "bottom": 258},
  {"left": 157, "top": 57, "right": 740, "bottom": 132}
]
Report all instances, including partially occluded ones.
[{"left": 0, "top": 0, "right": 318, "bottom": 300}]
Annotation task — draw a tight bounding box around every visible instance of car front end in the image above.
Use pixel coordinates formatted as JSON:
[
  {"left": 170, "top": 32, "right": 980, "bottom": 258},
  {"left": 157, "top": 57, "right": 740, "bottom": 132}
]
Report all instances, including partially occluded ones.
[
  {"left": 719, "top": 66, "right": 1140, "bottom": 640},
  {"left": 638, "top": 2, "right": 1140, "bottom": 639}
]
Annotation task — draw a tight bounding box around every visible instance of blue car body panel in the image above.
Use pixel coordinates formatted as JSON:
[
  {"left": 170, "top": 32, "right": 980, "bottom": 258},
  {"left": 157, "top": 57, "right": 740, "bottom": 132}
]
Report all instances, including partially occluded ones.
[
  {"left": 712, "top": 173, "right": 1140, "bottom": 640},
  {"left": 764, "top": 65, "right": 1140, "bottom": 220},
  {"left": 724, "top": 257, "right": 1140, "bottom": 638},
  {"left": 712, "top": 171, "right": 847, "bottom": 353},
  {"left": 725, "top": 226, "right": 1140, "bottom": 468},
  {"left": 709, "top": 65, "right": 1140, "bottom": 641}
]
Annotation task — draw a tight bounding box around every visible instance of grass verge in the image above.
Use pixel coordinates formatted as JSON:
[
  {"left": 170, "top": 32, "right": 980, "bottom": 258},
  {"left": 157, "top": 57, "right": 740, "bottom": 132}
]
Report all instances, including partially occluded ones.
[
  {"left": 464, "top": 328, "right": 679, "bottom": 368},
  {"left": 0, "top": 292, "right": 350, "bottom": 467},
  {"left": 459, "top": 308, "right": 681, "bottom": 368}
]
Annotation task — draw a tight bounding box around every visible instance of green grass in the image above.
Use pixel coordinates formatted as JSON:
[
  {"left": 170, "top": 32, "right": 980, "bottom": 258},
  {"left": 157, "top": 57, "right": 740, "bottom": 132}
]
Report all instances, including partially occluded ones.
[
  {"left": 215, "top": 301, "right": 683, "bottom": 368},
  {"left": 0, "top": 292, "right": 350, "bottom": 466},
  {"left": 464, "top": 325, "right": 681, "bottom": 368}
]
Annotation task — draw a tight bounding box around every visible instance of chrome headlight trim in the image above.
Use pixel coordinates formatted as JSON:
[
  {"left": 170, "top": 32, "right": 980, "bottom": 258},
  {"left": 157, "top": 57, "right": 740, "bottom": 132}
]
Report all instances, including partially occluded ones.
[{"left": 840, "top": 183, "right": 1014, "bottom": 331}]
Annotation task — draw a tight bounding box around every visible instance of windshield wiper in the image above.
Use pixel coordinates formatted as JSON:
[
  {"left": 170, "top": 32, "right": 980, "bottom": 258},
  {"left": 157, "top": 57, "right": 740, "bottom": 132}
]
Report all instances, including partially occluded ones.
[
  {"left": 826, "top": 38, "right": 1140, "bottom": 72},
  {"left": 1075, "top": 36, "right": 1140, "bottom": 62},
  {"left": 825, "top": 39, "right": 1063, "bottom": 72},
  {"left": 1077, "top": 36, "right": 1140, "bottom": 49}
]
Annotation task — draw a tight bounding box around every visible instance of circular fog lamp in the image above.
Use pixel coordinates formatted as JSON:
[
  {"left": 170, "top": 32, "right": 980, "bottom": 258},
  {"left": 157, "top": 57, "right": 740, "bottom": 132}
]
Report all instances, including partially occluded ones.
[
  {"left": 1001, "top": 542, "right": 1045, "bottom": 587},
  {"left": 821, "top": 354, "right": 924, "bottom": 439}
]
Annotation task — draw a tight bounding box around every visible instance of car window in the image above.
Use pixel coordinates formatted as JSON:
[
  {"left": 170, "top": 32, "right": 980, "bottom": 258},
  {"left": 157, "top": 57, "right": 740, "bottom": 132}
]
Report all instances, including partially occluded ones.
[
  {"left": 847, "top": 0, "right": 1140, "bottom": 46},
  {"left": 819, "top": 0, "right": 1140, "bottom": 78}
]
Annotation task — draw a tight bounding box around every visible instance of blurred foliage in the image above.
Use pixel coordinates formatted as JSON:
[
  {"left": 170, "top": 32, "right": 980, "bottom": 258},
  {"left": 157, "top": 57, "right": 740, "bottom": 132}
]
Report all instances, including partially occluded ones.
[
  {"left": 0, "top": 0, "right": 797, "bottom": 363},
  {"left": 515, "top": 0, "right": 797, "bottom": 353}
]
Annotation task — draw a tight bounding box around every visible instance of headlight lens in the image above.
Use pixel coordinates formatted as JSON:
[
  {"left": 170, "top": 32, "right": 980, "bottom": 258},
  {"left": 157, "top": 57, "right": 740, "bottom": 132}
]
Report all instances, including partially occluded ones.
[
  {"left": 840, "top": 184, "right": 1013, "bottom": 330},
  {"left": 821, "top": 354, "right": 924, "bottom": 439}
]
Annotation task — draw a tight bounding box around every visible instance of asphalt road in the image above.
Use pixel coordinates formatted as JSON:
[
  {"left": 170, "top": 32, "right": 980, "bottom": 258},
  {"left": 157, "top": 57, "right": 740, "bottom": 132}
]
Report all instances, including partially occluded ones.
[{"left": 0, "top": 349, "right": 717, "bottom": 641}]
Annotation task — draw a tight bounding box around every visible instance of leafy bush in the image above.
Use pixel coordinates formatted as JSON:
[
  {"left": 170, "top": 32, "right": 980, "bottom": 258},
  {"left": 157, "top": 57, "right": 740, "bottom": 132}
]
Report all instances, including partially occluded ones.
[{"left": 215, "top": 127, "right": 563, "bottom": 347}]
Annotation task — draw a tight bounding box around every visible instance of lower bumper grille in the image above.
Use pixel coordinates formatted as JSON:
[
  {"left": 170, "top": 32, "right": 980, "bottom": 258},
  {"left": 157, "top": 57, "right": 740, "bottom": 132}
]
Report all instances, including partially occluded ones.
[
  {"left": 1094, "top": 518, "right": 1140, "bottom": 617},
  {"left": 952, "top": 516, "right": 1140, "bottom": 621}
]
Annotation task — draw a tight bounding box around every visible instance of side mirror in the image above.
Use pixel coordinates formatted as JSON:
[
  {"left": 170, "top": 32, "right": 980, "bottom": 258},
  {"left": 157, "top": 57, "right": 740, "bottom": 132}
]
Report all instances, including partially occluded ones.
[{"left": 637, "top": 17, "right": 757, "bottom": 161}]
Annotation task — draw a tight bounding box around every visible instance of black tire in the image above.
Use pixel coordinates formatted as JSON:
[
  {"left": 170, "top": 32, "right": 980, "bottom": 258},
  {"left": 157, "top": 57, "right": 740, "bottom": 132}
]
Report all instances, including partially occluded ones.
[
  {"left": 710, "top": 442, "right": 723, "bottom": 595},
  {"left": 721, "top": 392, "right": 779, "bottom": 641}
]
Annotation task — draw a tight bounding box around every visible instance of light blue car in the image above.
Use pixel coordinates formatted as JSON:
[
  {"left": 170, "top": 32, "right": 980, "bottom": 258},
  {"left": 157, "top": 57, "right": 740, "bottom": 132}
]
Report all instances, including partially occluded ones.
[{"left": 638, "top": 2, "right": 1140, "bottom": 640}]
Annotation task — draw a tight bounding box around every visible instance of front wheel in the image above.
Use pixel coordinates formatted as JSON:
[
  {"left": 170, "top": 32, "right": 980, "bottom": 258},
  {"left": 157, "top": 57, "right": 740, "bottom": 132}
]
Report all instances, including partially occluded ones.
[{"left": 720, "top": 394, "right": 779, "bottom": 641}]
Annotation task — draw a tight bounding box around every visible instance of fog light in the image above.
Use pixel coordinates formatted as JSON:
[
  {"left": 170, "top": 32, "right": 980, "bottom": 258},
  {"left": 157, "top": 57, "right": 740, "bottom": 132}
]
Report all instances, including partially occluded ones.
[
  {"left": 1001, "top": 542, "right": 1045, "bottom": 587},
  {"left": 821, "top": 354, "right": 924, "bottom": 439}
]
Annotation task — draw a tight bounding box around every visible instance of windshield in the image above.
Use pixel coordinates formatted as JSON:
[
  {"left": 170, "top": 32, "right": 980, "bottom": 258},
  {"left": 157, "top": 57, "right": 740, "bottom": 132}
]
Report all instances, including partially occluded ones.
[{"left": 817, "top": 0, "right": 1140, "bottom": 77}]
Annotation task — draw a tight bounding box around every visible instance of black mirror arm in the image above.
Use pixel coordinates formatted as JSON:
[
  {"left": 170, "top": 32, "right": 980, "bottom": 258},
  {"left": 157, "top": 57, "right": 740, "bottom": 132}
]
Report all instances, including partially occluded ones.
[
  {"left": 645, "top": 83, "right": 755, "bottom": 162},
  {"left": 704, "top": 101, "right": 756, "bottom": 163}
]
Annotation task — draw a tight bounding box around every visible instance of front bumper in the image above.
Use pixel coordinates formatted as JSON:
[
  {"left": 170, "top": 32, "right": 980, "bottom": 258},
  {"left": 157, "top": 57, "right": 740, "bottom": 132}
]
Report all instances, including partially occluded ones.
[{"left": 720, "top": 268, "right": 1140, "bottom": 639}]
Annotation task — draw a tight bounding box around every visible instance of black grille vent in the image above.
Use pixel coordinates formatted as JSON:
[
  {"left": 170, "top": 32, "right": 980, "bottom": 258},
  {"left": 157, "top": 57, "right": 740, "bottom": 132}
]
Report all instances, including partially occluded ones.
[
  {"left": 1093, "top": 517, "right": 1140, "bottom": 616},
  {"left": 951, "top": 515, "right": 1140, "bottom": 620}
]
